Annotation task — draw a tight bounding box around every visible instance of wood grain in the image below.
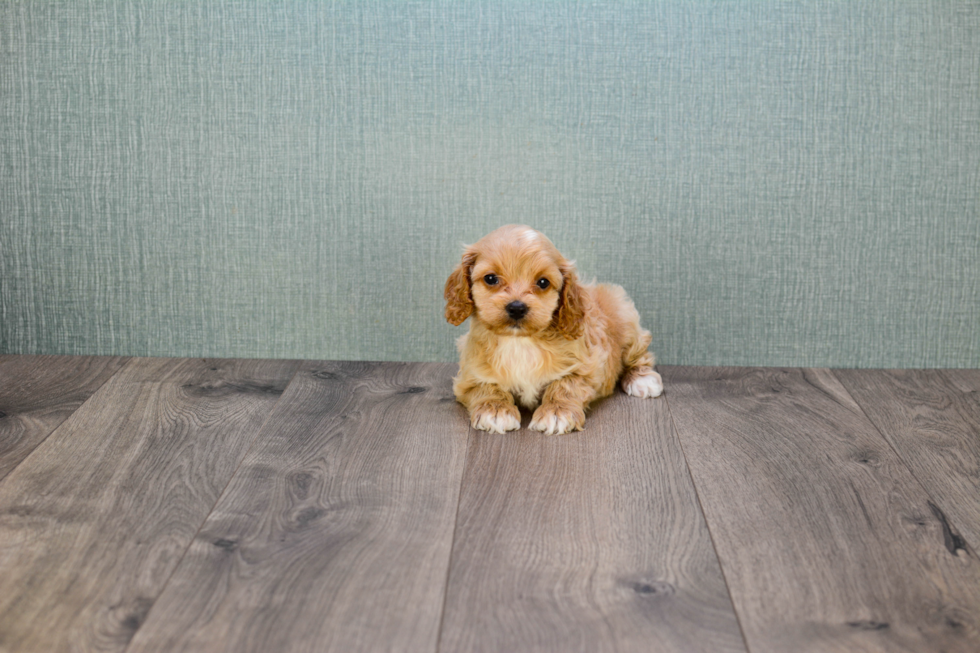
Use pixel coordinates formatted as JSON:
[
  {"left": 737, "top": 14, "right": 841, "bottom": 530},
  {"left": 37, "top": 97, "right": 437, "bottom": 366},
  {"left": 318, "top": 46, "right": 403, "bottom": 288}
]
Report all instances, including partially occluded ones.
[
  {"left": 438, "top": 391, "right": 746, "bottom": 652},
  {"left": 835, "top": 369, "right": 980, "bottom": 550},
  {"left": 0, "top": 355, "right": 128, "bottom": 481},
  {"left": 126, "top": 362, "right": 469, "bottom": 653},
  {"left": 662, "top": 366, "right": 980, "bottom": 653},
  {"left": 0, "top": 357, "right": 299, "bottom": 653},
  {"left": 3, "top": 356, "right": 977, "bottom": 653}
]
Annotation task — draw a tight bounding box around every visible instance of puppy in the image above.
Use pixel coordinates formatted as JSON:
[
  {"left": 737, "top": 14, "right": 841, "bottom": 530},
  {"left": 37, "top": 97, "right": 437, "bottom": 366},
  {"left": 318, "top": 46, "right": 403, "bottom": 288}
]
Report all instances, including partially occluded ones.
[{"left": 444, "top": 225, "right": 663, "bottom": 435}]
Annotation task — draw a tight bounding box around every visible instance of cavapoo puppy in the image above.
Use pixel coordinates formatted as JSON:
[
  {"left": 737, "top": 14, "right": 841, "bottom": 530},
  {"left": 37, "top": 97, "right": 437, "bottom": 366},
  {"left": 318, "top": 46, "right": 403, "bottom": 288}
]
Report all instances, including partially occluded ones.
[{"left": 444, "top": 225, "right": 663, "bottom": 435}]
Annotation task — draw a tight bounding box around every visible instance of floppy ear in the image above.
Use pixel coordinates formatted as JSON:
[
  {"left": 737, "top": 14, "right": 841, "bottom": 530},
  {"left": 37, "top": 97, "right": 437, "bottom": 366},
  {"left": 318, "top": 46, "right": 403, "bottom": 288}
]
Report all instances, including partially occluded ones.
[
  {"left": 444, "top": 250, "right": 477, "bottom": 326},
  {"left": 555, "top": 261, "right": 585, "bottom": 339}
]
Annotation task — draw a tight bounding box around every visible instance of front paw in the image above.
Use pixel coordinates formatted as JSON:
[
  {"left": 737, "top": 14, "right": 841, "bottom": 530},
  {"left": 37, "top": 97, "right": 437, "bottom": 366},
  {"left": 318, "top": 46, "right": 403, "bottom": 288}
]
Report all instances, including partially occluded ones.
[
  {"left": 470, "top": 402, "right": 521, "bottom": 434},
  {"left": 529, "top": 403, "right": 585, "bottom": 435}
]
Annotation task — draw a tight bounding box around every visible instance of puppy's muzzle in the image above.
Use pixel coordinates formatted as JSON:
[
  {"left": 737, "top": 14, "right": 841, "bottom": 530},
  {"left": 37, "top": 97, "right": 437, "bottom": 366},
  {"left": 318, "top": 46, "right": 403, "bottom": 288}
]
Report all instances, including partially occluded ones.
[{"left": 505, "top": 301, "right": 529, "bottom": 322}]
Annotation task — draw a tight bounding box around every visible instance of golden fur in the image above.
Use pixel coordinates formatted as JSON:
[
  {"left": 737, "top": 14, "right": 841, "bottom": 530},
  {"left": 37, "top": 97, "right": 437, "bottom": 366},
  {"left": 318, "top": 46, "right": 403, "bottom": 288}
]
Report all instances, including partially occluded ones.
[{"left": 444, "top": 225, "right": 663, "bottom": 435}]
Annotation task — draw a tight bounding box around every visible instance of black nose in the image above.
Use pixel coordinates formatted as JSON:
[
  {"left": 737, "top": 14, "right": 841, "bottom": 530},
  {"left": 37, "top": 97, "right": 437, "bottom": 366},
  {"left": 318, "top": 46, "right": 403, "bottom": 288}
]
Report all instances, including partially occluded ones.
[{"left": 506, "top": 301, "right": 529, "bottom": 321}]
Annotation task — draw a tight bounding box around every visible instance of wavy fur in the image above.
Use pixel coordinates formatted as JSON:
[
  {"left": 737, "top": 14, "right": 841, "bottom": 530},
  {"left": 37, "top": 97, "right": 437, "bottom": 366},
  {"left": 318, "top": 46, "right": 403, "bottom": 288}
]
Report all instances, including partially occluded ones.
[{"left": 444, "top": 225, "right": 663, "bottom": 435}]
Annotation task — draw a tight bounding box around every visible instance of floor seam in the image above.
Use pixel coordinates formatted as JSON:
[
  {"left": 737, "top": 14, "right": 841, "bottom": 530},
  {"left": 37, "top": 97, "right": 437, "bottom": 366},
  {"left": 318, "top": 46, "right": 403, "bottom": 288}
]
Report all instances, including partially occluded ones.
[
  {"left": 661, "top": 369, "right": 755, "bottom": 653},
  {"left": 0, "top": 355, "right": 132, "bottom": 486},
  {"left": 829, "top": 367, "right": 980, "bottom": 554},
  {"left": 119, "top": 358, "right": 306, "bottom": 653},
  {"left": 433, "top": 424, "right": 473, "bottom": 653}
]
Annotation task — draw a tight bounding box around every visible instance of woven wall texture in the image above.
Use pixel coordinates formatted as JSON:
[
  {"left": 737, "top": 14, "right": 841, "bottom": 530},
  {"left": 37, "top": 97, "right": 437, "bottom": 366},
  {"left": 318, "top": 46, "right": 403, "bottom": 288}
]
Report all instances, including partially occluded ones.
[{"left": 1, "top": 2, "right": 978, "bottom": 367}]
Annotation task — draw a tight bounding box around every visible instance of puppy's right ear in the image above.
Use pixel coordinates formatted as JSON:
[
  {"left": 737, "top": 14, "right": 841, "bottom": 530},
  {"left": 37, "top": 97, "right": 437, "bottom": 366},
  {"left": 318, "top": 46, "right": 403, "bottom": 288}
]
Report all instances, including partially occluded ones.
[{"left": 444, "top": 250, "right": 477, "bottom": 326}]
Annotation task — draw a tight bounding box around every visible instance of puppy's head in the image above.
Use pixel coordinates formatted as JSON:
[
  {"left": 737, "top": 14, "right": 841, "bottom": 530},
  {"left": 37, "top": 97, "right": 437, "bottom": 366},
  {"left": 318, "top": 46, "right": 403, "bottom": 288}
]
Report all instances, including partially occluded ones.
[{"left": 444, "top": 225, "right": 584, "bottom": 339}]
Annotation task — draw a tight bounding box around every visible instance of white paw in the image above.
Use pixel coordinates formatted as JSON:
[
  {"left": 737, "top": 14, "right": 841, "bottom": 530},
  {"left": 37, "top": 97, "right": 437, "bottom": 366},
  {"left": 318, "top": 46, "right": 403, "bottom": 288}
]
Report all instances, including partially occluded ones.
[
  {"left": 471, "top": 405, "right": 521, "bottom": 433},
  {"left": 625, "top": 371, "right": 663, "bottom": 398},
  {"left": 529, "top": 404, "right": 584, "bottom": 435}
]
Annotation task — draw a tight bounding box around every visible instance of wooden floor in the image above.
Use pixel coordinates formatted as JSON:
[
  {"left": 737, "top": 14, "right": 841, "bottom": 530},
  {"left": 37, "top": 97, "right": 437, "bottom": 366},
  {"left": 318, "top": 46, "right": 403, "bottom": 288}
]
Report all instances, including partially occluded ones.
[{"left": 0, "top": 356, "right": 978, "bottom": 653}]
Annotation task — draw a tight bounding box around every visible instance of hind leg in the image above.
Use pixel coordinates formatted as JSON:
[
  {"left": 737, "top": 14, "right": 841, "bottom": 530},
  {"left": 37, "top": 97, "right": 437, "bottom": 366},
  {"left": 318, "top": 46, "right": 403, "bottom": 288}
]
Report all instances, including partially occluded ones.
[
  {"left": 619, "top": 328, "right": 663, "bottom": 398},
  {"left": 622, "top": 366, "right": 663, "bottom": 398}
]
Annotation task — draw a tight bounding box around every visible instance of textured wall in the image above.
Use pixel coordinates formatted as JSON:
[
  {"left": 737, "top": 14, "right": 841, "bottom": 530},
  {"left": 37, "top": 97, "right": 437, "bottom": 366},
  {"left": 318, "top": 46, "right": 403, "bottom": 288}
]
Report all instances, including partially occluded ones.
[{"left": 2, "top": 1, "right": 978, "bottom": 367}]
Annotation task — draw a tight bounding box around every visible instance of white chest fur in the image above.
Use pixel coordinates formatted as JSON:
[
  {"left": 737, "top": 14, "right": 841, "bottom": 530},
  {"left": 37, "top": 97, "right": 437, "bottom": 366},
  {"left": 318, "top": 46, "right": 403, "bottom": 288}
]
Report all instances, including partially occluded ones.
[{"left": 490, "top": 336, "right": 554, "bottom": 408}]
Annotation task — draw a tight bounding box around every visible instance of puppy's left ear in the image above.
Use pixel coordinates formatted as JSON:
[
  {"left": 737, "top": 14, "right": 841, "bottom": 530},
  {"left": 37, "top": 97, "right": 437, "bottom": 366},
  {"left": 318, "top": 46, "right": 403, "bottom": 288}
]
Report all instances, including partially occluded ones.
[
  {"left": 444, "top": 250, "right": 477, "bottom": 326},
  {"left": 555, "top": 261, "right": 586, "bottom": 339}
]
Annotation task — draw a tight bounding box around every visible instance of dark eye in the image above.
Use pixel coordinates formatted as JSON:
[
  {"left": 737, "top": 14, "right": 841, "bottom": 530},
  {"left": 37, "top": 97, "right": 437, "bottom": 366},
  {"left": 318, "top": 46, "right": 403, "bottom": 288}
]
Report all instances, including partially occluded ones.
[
  {"left": 536, "top": 278, "right": 550, "bottom": 290},
  {"left": 484, "top": 274, "right": 499, "bottom": 286}
]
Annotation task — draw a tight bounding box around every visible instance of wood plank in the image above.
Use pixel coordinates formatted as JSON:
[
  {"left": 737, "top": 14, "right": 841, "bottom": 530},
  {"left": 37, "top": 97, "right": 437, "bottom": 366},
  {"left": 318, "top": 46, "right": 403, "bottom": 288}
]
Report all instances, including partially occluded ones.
[
  {"left": 0, "top": 356, "right": 299, "bottom": 653},
  {"left": 834, "top": 369, "right": 980, "bottom": 549},
  {"left": 662, "top": 366, "right": 980, "bottom": 653},
  {"left": 438, "top": 391, "right": 746, "bottom": 652},
  {"left": 0, "top": 355, "right": 129, "bottom": 481},
  {"left": 940, "top": 369, "right": 980, "bottom": 396},
  {"left": 126, "top": 362, "right": 469, "bottom": 653}
]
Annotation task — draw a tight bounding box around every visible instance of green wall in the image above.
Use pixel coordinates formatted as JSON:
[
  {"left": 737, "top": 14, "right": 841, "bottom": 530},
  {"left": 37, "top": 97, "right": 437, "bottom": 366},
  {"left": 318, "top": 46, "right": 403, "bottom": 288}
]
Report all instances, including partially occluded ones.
[{"left": 2, "top": 2, "right": 978, "bottom": 367}]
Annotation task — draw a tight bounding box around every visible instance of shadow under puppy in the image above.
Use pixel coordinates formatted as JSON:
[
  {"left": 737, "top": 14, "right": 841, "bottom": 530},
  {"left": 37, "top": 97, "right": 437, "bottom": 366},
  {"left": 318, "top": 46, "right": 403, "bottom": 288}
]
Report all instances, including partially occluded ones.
[{"left": 445, "top": 225, "right": 663, "bottom": 435}]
